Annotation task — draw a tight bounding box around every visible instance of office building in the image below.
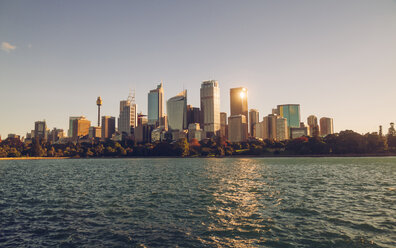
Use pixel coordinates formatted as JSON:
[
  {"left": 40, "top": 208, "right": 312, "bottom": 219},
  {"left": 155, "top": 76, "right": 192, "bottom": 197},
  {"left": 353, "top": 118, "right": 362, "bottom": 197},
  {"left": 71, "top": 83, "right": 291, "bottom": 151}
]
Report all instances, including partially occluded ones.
[
  {"left": 34, "top": 120, "right": 47, "bottom": 140},
  {"left": 68, "top": 116, "right": 85, "bottom": 137},
  {"left": 89, "top": 126, "right": 102, "bottom": 139},
  {"left": 320, "top": 117, "right": 334, "bottom": 136},
  {"left": 220, "top": 112, "right": 228, "bottom": 139},
  {"left": 230, "top": 87, "right": 248, "bottom": 117},
  {"left": 188, "top": 123, "right": 203, "bottom": 142},
  {"left": 290, "top": 123, "right": 308, "bottom": 139},
  {"left": 187, "top": 105, "right": 201, "bottom": 126},
  {"left": 200, "top": 80, "right": 220, "bottom": 137},
  {"left": 167, "top": 90, "right": 187, "bottom": 131},
  {"left": 101, "top": 116, "right": 116, "bottom": 139},
  {"left": 148, "top": 82, "right": 164, "bottom": 126},
  {"left": 249, "top": 109, "right": 259, "bottom": 137},
  {"left": 48, "top": 128, "right": 64, "bottom": 143},
  {"left": 72, "top": 117, "right": 91, "bottom": 140},
  {"left": 228, "top": 115, "right": 248, "bottom": 142},
  {"left": 138, "top": 113, "right": 148, "bottom": 126},
  {"left": 230, "top": 87, "right": 248, "bottom": 137},
  {"left": 262, "top": 114, "right": 279, "bottom": 140},
  {"left": 276, "top": 117, "right": 288, "bottom": 141},
  {"left": 276, "top": 104, "right": 301, "bottom": 128},
  {"left": 307, "top": 115, "right": 319, "bottom": 136},
  {"left": 118, "top": 94, "right": 137, "bottom": 136},
  {"left": 135, "top": 124, "right": 154, "bottom": 144}
]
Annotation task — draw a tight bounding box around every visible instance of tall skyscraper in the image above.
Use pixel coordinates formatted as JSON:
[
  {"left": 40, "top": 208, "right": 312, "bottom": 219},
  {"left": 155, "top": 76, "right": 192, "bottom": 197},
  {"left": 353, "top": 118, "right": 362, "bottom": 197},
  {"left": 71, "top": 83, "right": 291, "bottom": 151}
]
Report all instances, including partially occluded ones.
[
  {"left": 277, "top": 104, "right": 301, "bottom": 128},
  {"left": 320, "top": 117, "right": 334, "bottom": 136},
  {"left": 118, "top": 93, "right": 138, "bottom": 136},
  {"left": 101, "top": 116, "right": 116, "bottom": 139},
  {"left": 230, "top": 87, "right": 248, "bottom": 117},
  {"left": 200, "top": 80, "right": 220, "bottom": 137},
  {"left": 228, "top": 115, "right": 248, "bottom": 142},
  {"left": 230, "top": 87, "right": 248, "bottom": 138},
  {"left": 249, "top": 109, "right": 259, "bottom": 137},
  {"left": 307, "top": 115, "right": 319, "bottom": 136},
  {"left": 148, "top": 82, "right": 164, "bottom": 126},
  {"left": 167, "top": 90, "right": 187, "bottom": 131},
  {"left": 34, "top": 120, "right": 47, "bottom": 140}
]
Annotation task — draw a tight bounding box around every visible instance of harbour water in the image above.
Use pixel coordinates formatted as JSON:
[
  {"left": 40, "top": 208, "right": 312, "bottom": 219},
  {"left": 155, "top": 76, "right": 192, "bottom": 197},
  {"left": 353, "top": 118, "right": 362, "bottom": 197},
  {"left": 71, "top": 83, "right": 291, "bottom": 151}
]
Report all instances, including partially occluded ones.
[{"left": 0, "top": 157, "right": 395, "bottom": 247}]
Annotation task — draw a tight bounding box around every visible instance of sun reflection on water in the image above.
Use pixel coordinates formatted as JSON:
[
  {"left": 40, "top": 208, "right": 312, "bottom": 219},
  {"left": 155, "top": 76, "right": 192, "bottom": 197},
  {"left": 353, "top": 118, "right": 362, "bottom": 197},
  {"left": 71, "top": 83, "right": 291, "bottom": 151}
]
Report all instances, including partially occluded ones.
[{"left": 201, "top": 158, "right": 281, "bottom": 247}]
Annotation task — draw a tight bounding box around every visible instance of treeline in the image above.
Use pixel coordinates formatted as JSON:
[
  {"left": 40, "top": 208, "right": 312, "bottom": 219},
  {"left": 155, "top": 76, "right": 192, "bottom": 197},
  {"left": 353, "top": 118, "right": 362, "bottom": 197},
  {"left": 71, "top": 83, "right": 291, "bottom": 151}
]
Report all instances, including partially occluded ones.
[{"left": 1, "top": 130, "right": 396, "bottom": 158}]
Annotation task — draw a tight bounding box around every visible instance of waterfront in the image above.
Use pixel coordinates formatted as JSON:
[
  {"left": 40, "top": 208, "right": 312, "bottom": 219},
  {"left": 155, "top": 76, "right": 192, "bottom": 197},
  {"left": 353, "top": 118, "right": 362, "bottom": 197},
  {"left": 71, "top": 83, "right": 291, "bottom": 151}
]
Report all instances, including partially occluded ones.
[{"left": 0, "top": 157, "right": 395, "bottom": 247}]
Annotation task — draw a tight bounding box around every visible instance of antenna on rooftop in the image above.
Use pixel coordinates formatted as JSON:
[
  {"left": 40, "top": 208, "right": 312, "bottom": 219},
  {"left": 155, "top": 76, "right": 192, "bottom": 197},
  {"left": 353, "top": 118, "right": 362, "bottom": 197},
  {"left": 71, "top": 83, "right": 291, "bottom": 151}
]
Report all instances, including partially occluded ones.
[{"left": 128, "top": 89, "right": 135, "bottom": 104}]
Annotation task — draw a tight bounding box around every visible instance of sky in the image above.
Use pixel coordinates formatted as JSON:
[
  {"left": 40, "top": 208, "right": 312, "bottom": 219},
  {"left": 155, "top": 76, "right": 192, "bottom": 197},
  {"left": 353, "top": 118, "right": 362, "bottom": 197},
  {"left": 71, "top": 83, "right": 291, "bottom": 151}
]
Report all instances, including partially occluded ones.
[{"left": 1, "top": 0, "right": 396, "bottom": 138}]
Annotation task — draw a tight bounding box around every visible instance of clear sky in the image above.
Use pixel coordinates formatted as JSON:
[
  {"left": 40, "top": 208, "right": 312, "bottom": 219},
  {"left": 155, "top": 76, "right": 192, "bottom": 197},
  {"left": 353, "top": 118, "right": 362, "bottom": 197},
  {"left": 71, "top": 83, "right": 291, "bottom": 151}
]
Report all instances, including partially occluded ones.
[{"left": 1, "top": 0, "right": 396, "bottom": 138}]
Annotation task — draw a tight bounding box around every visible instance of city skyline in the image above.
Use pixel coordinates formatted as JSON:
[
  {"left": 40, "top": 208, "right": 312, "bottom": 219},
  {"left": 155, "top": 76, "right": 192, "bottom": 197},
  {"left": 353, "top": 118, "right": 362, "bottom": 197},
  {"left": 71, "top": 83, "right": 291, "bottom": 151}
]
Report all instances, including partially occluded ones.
[{"left": 1, "top": 1, "right": 396, "bottom": 137}]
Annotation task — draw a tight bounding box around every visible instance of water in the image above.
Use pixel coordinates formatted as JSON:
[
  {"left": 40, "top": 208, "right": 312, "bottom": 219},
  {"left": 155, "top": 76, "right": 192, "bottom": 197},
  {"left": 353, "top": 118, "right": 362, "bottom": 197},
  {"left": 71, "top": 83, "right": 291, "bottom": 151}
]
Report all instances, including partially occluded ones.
[{"left": 0, "top": 157, "right": 395, "bottom": 247}]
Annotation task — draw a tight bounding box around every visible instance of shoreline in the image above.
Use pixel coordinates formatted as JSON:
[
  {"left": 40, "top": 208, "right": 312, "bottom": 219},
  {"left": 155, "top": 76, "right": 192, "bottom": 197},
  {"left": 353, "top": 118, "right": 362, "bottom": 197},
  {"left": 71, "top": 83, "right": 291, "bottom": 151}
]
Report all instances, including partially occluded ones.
[
  {"left": 0, "top": 157, "right": 69, "bottom": 160},
  {"left": 1, "top": 154, "right": 396, "bottom": 160}
]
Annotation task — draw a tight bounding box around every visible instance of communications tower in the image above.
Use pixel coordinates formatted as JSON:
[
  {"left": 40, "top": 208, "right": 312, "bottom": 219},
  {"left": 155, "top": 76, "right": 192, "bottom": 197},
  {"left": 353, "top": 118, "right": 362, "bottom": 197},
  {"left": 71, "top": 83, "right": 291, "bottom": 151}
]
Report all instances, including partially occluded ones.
[{"left": 96, "top": 96, "right": 102, "bottom": 126}]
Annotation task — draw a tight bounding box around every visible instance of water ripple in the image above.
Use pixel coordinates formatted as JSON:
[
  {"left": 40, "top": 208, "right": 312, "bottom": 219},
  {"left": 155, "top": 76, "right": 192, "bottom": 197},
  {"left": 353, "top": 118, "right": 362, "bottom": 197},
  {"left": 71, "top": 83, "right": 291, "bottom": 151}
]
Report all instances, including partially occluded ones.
[{"left": 0, "top": 157, "right": 395, "bottom": 247}]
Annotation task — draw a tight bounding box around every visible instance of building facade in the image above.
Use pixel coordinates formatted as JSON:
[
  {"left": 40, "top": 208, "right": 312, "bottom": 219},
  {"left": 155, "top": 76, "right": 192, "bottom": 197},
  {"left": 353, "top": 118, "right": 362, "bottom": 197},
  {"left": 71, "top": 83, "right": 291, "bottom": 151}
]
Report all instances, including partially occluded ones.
[
  {"left": 228, "top": 115, "right": 248, "bottom": 142},
  {"left": 200, "top": 80, "right": 220, "bottom": 138},
  {"left": 118, "top": 96, "right": 138, "bottom": 136},
  {"left": 220, "top": 112, "right": 228, "bottom": 139},
  {"left": 72, "top": 117, "right": 91, "bottom": 140},
  {"left": 307, "top": 115, "right": 319, "bottom": 136},
  {"left": 320, "top": 117, "right": 334, "bottom": 136},
  {"left": 148, "top": 82, "right": 164, "bottom": 126},
  {"left": 89, "top": 126, "right": 102, "bottom": 139},
  {"left": 187, "top": 105, "right": 201, "bottom": 127},
  {"left": 34, "top": 120, "right": 47, "bottom": 140},
  {"left": 230, "top": 87, "right": 248, "bottom": 138},
  {"left": 167, "top": 90, "right": 187, "bottom": 131},
  {"left": 101, "top": 116, "right": 116, "bottom": 139},
  {"left": 276, "top": 104, "right": 301, "bottom": 128},
  {"left": 249, "top": 109, "right": 259, "bottom": 137},
  {"left": 276, "top": 117, "right": 288, "bottom": 141}
]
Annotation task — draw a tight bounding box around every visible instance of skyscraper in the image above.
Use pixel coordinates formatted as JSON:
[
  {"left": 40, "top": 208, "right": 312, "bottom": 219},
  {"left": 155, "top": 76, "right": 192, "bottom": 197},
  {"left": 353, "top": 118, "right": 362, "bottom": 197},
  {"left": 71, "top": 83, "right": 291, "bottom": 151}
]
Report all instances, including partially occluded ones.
[
  {"left": 34, "top": 120, "right": 47, "bottom": 140},
  {"left": 167, "top": 90, "right": 187, "bottom": 131},
  {"left": 277, "top": 104, "right": 301, "bottom": 128},
  {"left": 148, "top": 82, "right": 164, "bottom": 126},
  {"left": 249, "top": 109, "right": 259, "bottom": 137},
  {"left": 230, "top": 87, "right": 248, "bottom": 117},
  {"left": 276, "top": 117, "right": 288, "bottom": 141},
  {"left": 228, "top": 115, "right": 248, "bottom": 142},
  {"left": 72, "top": 117, "right": 91, "bottom": 140},
  {"left": 118, "top": 93, "right": 137, "bottom": 136},
  {"left": 220, "top": 112, "right": 228, "bottom": 139},
  {"left": 230, "top": 87, "right": 248, "bottom": 138},
  {"left": 307, "top": 115, "right": 319, "bottom": 136},
  {"left": 68, "top": 116, "right": 85, "bottom": 137},
  {"left": 187, "top": 105, "right": 201, "bottom": 126},
  {"left": 262, "top": 114, "right": 279, "bottom": 140},
  {"left": 101, "top": 116, "right": 116, "bottom": 139},
  {"left": 320, "top": 117, "right": 334, "bottom": 136},
  {"left": 200, "top": 80, "right": 220, "bottom": 137}
]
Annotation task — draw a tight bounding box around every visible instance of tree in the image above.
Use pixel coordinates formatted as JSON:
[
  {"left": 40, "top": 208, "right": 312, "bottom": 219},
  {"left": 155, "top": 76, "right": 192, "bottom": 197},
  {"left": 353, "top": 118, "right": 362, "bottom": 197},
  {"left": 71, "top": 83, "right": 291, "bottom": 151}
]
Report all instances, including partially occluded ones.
[
  {"left": 30, "top": 138, "right": 45, "bottom": 157},
  {"left": 174, "top": 138, "right": 189, "bottom": 157}
]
